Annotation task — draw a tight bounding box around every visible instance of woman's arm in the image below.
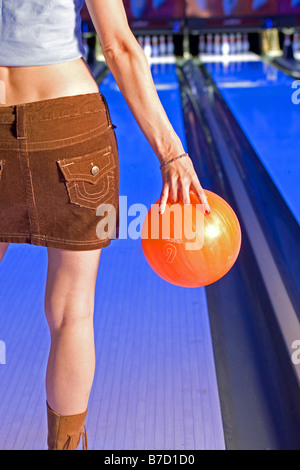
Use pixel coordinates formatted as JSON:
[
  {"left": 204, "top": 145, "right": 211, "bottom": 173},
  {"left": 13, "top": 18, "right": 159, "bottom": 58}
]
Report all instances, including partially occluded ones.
[{"left": 84, "top": 0, "right": 210, "bottom": 215}]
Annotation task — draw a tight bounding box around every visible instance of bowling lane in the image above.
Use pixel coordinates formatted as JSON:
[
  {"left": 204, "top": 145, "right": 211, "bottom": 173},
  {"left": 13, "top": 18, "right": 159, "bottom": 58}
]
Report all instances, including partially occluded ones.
[
  {"left": 205, "top": 60, "right": 300, "bottom": 224},
  {"left": 86, "top": 63, "right": 225, "bottom": 450}
]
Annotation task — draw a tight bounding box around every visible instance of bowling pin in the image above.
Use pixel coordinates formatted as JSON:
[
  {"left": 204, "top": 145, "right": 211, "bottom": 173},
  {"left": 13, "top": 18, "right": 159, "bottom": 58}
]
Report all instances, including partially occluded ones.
[
  {"left": 137, "top": 35, "right": 144, "bottom": 49},
  {"left": 293, "top": 32, "right": 300, "bottom": 53},
  {"left": 284, "top": 33, "right": 292, "bottom": 48},
  {"left": 131, "top": 0, "right": 147, "bottom": 19},
  {"left": 283, "top": 33, "right": 294, "bottom": 59},
  {"left": 223, "top": 0, "right": 239, "bottom": 16},
  {"left": 167, "top": 35, "right": 174, "bottom": 56},
  {"left": 144, "top": 35, "right": 152, "bottom": 59},
  {"left": 214, "top": 34, "right": 221, "bottom": 55},
  {"left": 222, "top": 33, "right": 230, "bottom": 55},
  {"left": 152, "top": 36, "right": 159, "bottom": 57},
  {"left": 159, "top": 35, "right": 166, "bottom": 56},
  {"left": 199, "top": 35, "right": 206, "bottom": 54},
  {"left": 206, "top": 34, "right": 213, "bottom": 54},
  {"left": 229, "top": 33, "right": 236, "bottom": 54},
  {"left": 236, "top": 33, "right": 243, "bottom": 54},
  {"left": 243, "top": 33, "right": 250, "bottom": 53}
]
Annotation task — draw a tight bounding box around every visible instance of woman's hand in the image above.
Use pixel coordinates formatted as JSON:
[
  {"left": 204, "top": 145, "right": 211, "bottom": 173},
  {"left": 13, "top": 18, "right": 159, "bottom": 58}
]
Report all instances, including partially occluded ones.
[{"left": 159, "top": 156, "right": 211, "bottom": 215}]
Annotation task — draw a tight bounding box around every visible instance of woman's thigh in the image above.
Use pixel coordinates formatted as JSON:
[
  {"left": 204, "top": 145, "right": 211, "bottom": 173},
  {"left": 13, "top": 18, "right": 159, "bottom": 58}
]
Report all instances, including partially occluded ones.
[{"left": 45, "top": 246, "right": 102, "bottom": 329}]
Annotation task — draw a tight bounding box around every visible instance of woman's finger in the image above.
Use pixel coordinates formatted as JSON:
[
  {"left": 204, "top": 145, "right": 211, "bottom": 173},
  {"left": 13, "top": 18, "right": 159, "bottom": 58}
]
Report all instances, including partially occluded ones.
[
  {"left": 159, "top": 183, "right": 169, "bottom": 215},
  {"left": 191, "top": 178, "right": 211, "bottom": 215},
  {"left": 169, "top": 177, "right": 179, "bottom": 204},
  {"left": 178, "top": 177, "right": 191, "bottom": 205}
]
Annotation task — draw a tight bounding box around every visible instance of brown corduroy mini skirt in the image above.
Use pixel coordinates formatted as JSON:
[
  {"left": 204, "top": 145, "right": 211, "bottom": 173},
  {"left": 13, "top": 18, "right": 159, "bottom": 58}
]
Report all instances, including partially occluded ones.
[{"left": 0, "top": 92, "right": 120, "bottom": 251}]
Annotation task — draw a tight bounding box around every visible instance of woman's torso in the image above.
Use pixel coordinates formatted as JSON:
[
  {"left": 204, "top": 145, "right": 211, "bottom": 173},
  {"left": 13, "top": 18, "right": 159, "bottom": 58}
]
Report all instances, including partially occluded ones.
[{"left": 0, "top": 58, "right": 99, "bottom": 107}]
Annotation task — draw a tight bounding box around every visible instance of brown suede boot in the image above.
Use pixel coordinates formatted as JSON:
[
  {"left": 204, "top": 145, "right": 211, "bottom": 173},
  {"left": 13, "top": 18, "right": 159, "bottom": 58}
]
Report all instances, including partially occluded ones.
[{"left": 47, "top": 402, "right": 88, "bottom": 450}]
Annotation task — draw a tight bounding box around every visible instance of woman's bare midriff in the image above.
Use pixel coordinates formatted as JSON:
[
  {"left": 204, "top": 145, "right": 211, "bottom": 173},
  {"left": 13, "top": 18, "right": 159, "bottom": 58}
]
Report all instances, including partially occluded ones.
[{"left": 0, "top": 58, "right": 100, "bottom": 107}]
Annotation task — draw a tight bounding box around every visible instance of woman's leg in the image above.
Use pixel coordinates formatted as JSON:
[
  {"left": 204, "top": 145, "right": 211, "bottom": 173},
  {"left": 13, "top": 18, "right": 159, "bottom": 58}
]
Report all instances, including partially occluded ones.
[{"left": 44, "top": 246, "right": 102, "bottom": 416}]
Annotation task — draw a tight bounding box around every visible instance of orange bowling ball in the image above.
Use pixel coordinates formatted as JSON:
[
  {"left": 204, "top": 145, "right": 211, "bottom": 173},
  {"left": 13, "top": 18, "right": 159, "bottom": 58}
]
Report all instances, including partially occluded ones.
[{"left": 141, "top": 190, "right": 242, "bottom": 288}]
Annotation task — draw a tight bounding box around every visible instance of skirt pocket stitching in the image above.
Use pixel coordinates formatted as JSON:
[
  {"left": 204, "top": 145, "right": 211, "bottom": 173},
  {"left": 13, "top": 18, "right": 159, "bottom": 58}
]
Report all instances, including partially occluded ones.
[
  {"left": 0, "top": 159, "right": 6, "bottom": 181},
  {"left": 66, "top": 178, "right": 115, "bottom": 210},
  {"left": 67, "top": 177, "right": 112, "bottom": 203},
  {"left": 57, "top": 145, "right": 118, "bottom": 210}
]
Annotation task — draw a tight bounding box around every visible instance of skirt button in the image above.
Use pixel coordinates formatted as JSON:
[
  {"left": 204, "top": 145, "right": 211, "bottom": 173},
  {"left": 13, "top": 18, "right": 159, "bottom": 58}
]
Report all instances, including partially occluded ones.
[{"left": 91, "top": 165, "right": 100, "bottom": 176}]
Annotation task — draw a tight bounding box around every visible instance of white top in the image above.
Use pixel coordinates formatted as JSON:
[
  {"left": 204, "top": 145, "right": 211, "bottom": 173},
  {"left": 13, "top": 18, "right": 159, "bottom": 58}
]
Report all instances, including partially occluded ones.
[{"left": 0, "top": 0, "right": 86, "bottom": 66}]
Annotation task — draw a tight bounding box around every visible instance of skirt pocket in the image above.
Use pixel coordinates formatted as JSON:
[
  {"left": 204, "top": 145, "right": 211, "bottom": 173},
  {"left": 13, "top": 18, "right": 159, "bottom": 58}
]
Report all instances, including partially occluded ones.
[{"left": 56, "top": 145, "right": 117, "bottom": 211}]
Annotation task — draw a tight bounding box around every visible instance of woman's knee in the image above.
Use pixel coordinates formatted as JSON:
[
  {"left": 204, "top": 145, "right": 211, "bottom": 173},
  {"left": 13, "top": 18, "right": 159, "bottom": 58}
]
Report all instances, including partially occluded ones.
[
  {"left": 45, "top": 292, "right": 95, "bottom": 332},
  {"left": 44, "top": 247, "right": 101, "bottom": 332}
]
